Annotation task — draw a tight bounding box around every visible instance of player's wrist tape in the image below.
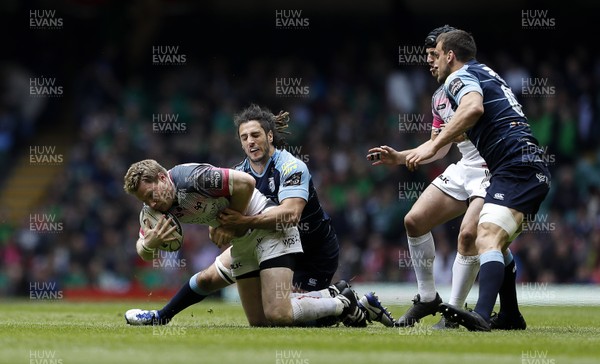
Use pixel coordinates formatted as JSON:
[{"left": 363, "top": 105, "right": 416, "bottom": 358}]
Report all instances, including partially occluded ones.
[{"left": 141, "top": 242, "right": 154, "bottom": 253}]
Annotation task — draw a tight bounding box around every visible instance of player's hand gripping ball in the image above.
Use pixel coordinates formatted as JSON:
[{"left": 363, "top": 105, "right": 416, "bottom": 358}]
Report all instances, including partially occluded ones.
[{"left": 141, "top": 205, "right": 184, "bottom": 252}]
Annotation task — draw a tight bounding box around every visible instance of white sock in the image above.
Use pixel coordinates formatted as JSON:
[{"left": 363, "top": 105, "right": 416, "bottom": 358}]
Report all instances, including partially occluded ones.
[
  {"left": 289, "top": 288, "right": 330, "bottom": 299},
  {"left": 448, "top": 253, "right": 480, "bottom": 307},
  {"left": 290, "top": 296, "right": 342, "bottom": 323},
  {"left": 407, "top": 232, "right": 437, "bottom": 301}
]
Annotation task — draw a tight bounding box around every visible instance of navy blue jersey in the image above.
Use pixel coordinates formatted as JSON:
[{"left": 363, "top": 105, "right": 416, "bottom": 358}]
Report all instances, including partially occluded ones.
[
  {"left": 235, "top": 149, "right": 332, "bottom": 246},
  {"left": 444, "top": 60, "right": 546, "bottom": 172}
]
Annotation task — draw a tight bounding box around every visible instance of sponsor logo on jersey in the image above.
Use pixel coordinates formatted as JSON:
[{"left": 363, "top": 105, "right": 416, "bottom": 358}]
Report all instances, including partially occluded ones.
[
  {"left": 493, "top": 193, "right": 505, "bottom": 200},
  {"left": 448, "top": 78, "right": 465, "bottom": 97},
  {"left": 283, "top": 171, "right": 302, "bottom": 187},
  {"left": 201, "top": 169, "right": 224, "bottom": 190},
  {"left": 281, "top": 160, "right": 298, "bottom": 176},
  {"left": 436, "top": 103, "right": 447, "bottom": 110},
  {"left": 269, "top": 177, "right": 276, "bottom": 192}
]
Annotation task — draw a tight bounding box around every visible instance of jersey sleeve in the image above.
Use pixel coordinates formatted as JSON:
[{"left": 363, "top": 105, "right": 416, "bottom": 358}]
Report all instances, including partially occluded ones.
[
  {"left": 190, "top": 165, "right": 231, "bottom": 198},
  {"left": 278, "top": 158, "right": 309, "bottom": 202},
  {"left": 444, "top": 68, "right": 483, "bottom": 106},
  {"left": 431, "top": 106, "right": 444, "bottom": 130}
]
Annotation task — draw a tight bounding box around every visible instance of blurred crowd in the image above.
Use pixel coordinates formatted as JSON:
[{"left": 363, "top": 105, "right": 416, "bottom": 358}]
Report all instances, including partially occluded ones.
[{"left": 1, "top": 4, "right": 600, "bottom": 297}]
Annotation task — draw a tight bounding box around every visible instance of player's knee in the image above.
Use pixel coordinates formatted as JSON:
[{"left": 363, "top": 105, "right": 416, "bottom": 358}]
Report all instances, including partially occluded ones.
[
  {"left": 457, "top": 226, "right": 477, "bottom": 254},
  {"left": 264, "top": 306, "right": 293, "bottom": 326},
  {"left": 247, "top": 317, "right": 270, "bottom": 327},
  {"left": 404, "top": 212, "right": 424, "bottom": 236},
  {"left": 196, "top": 268, "right": 224, "bottom": 293}
]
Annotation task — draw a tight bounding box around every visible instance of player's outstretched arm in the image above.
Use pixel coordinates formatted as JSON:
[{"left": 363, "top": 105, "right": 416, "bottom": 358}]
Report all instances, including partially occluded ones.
[
  {"left": 367, "top": 145, "right": 409, "bottom": 166},
  {"left": 406, "top": 92, "right": 483, "bottom": 170},
  {"left": 367, "top": 142, "right": 452, "bottom": 167}
]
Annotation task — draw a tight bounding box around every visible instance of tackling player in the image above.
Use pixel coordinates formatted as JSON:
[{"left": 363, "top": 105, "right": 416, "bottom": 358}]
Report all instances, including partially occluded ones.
[
  {"left": 407, "top": 29, "right": 551, "bottom": 331},
  {"left": 124, "top": 104, "right": 393, "bottom": 327},
  {"left": 124, "top": 159, "right": 365, "bottom": 326}
]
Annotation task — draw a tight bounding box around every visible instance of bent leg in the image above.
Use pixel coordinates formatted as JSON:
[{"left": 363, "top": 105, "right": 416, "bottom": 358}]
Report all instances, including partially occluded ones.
[
  {"left": 237, "top": 273, "right": 270, "bottom": 326},
  {"left": 158, "top": 248, "right": 234, "bottom": 322},
  {"left": 448, "top": 197, "right": 482, "bottom": 307},
  {"left": 261, "top": 267, "right": 342, "bottom": 326},
  {"left": 404, "top": 184, "right": 467, "bottom": 301},
  {"left": 474, "top": 204, "right": 523, "bottom": 321}
]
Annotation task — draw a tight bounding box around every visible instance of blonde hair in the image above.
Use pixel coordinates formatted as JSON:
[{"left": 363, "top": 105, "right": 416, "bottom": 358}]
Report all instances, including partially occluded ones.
[{"left": 123, "top": 159, "right": 168, "bottom": 194}]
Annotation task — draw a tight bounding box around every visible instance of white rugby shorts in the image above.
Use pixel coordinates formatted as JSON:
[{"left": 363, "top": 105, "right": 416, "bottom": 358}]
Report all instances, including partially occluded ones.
[
  {"left": 229, "top": 226, "right": 303, "bottom": 278},
  {"left": 431, "top": 160, "right": 490, "bottom": 201}
]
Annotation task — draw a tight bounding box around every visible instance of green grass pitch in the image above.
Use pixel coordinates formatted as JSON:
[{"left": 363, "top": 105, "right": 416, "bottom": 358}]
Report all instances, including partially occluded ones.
[{"left": 1, "top": 300, "right": 599, "bottom": 364}]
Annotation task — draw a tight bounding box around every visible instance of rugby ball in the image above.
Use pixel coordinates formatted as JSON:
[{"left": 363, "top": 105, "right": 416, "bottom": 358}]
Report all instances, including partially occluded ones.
[{"left": 140, "top": 205, "right": 183, "bottom": 252}]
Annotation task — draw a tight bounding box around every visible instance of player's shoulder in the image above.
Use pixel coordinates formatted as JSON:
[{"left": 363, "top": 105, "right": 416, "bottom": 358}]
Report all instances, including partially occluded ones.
[
  {"left": 445, "top": 63, "right": 482, "bottom": 98},
  {"left": 170, "top": 163, "right": 220, "bottom": 185},
  {"left": 232, "top": 159, "right": 248, "bottom": 171},
  {"left": 274, "top": 149, "right": 307, "bottom": 171}
]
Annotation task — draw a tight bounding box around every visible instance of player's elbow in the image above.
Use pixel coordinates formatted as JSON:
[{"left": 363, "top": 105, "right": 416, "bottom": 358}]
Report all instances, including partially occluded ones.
[
  {"left": 472, "top": 103, "right": 484, "bottom": 118},
  {"left": 235, "top": 172, "right": 256, "bottom": 194},
  {"left": 466, "top": 103, "right": 484, "bottom": 124}
]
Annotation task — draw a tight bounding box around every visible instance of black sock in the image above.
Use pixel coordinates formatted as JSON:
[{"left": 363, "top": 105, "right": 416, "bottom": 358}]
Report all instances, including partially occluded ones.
[
  {"left": 498, "top": 260, "right": 519, "bottom": 316},
  {"left": 157, "top": 281, "right": 207, "bottom": 322},
  {"left": 474, "top": 261, "right": 505, "bottom": 321}
]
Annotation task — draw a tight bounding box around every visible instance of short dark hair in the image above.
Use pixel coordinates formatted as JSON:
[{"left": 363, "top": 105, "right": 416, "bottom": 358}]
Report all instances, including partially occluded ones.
[
  {"left": 424, "top": 24, "right": 456, "bottom": 48},
  {"left": 233, "top": 104, "right": 290, "bottom": 148},
  {"left": 437, "top": 30, "right": 477, "bottom": 62}
]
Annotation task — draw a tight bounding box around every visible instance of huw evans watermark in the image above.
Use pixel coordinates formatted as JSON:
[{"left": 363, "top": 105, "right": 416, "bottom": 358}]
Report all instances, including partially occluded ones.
[
  {"left": 282, "top": 145, "right": 310, "bottom": 162},
  {"left": 29, "top": 9, "right": 63, "bottom": 29},
  {"left": 520, "top": 282, "right": 557, "bottom": 302},
  {"left": 275, "top": 78, "right": 309, "bottom": 97},
  {"left": 30, "top": 214, "right": 63, "bottom": 233},
  {"left": 275, "top": 212, "right": 309, "bottom": 233},
  {"left": 275, "top": 281, "right": 303, "bottom": 300},
  {"left": 29, "top": 282, "right": 63, "bottom": 300},
  {"left": 29, "top": 77, "right": 63, "bottom": 97},
  {"left": 521, "top": 78, "right": 556, "bottom": 97},
  {"left": 522, "top": 214, "right": 556, "bottom": 233},
  {"left": 398, "top": 113, "right": 430, "bottom": 133},
  {"left": 521, "top": 10, "right": 556, "bottom": 30},
  {"left": 152, "top": 250, "right": 187, "bottom": 269},
  {"left": 398, "top": 249, "right": 433, "bottom": 270},
  {"left": 275, "top": 10, "right": 309, "bottom": 29},
  {"left": 152, "top": 45, "right": 186, "bottom": 65},
  {"left": 152, "top": 113, "right": 187, "bottom": 133},
  {"left": 30, "top": 146, "right": 64, "bottom": 165},
  {"left": 521, "top": 350, "right": 556, "bottom": 364},
  {"left": 29, "top": 350, "right": 63, "bottom": 364},
  {"left": 398, "top": 45, "right": 427, "bottom": 66},
  {"left": 275, "top": 350, "right": 309, "bottom": 364},
  {"left": 398, "top": 182, "right": 426, "bottom": 200}
]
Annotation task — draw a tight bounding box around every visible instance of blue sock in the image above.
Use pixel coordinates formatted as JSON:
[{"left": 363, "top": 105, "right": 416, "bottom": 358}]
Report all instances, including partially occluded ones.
[
  {"left": 474, "top": 250, "right": 505, "bottom": 321},
  {"left": 498, "top": 249, "right": 520, "bottom": 316},
  {"left": 158, "top": 273, "right": 208, "bottom": 321}
]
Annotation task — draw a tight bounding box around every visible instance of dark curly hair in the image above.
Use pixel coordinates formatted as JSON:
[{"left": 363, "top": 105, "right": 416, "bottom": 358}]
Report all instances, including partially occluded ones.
[{"left": 233, "top": 103, "right": 291, "bottom": 148}]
